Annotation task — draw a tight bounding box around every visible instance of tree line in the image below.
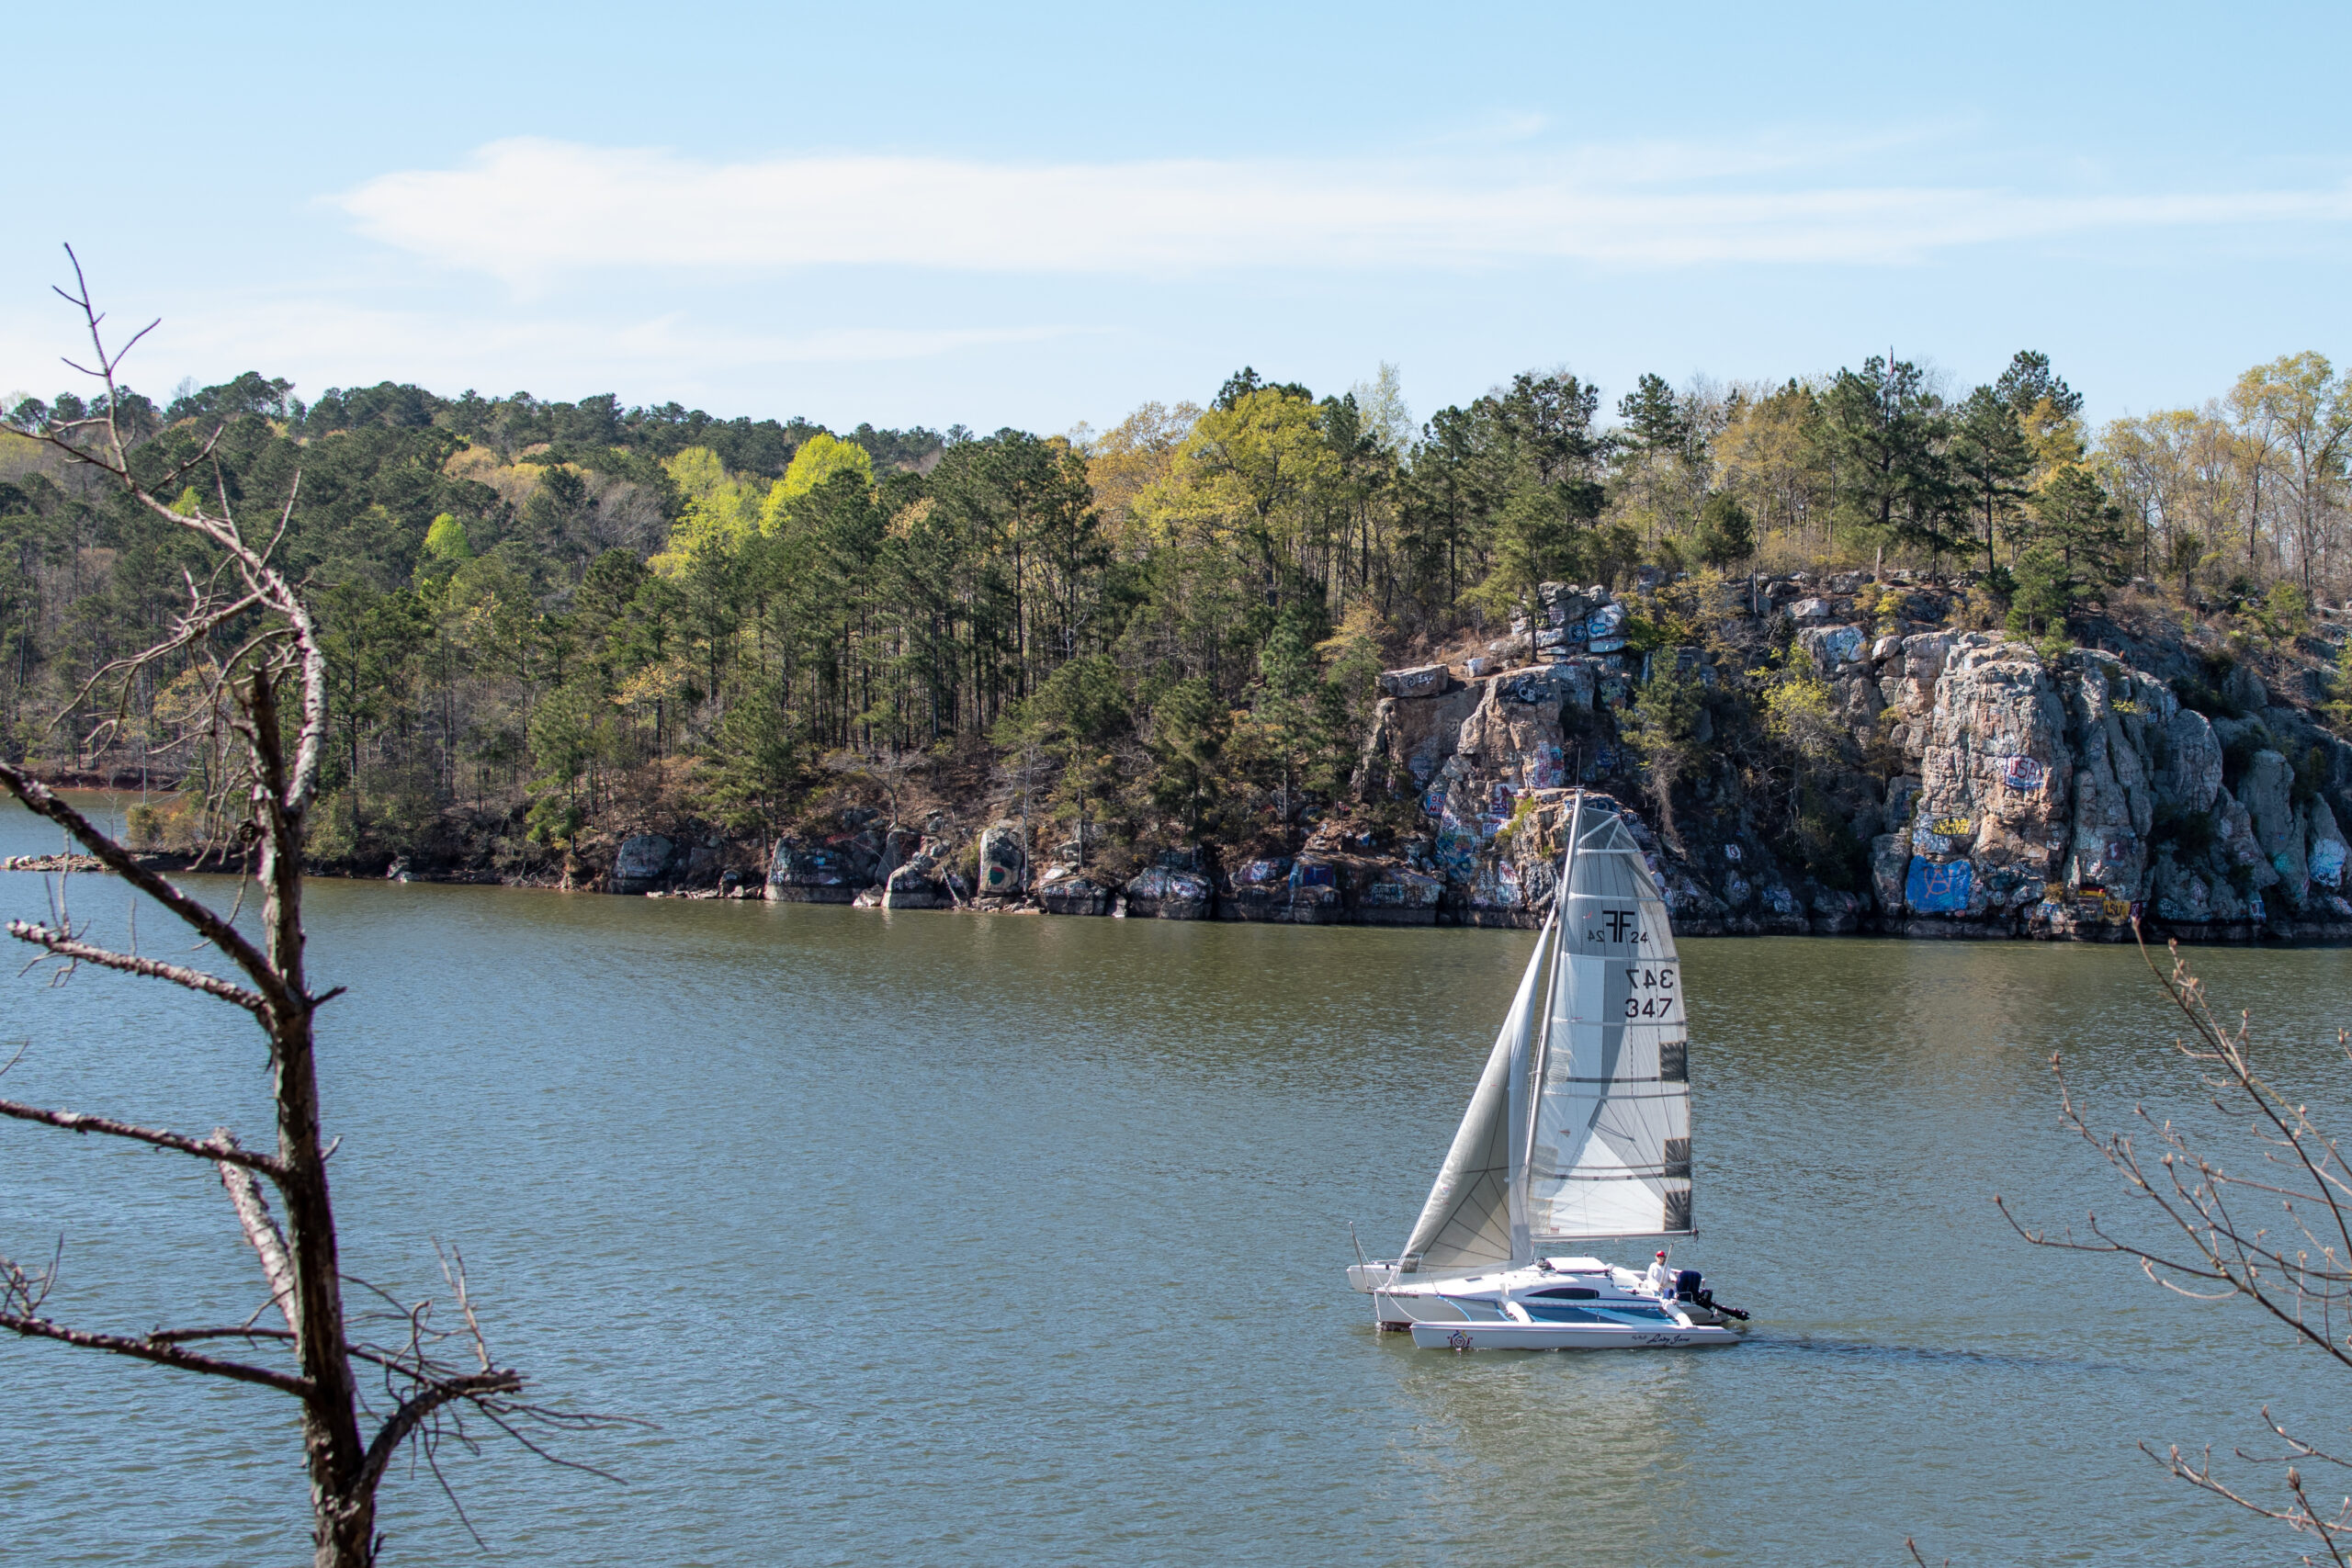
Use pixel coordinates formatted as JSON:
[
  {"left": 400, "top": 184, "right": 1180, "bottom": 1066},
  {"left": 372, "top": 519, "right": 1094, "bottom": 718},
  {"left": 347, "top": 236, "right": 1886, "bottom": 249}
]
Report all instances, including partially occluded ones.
[{"left": 3, "top": 346, "right": 2346, "bottom": 866}]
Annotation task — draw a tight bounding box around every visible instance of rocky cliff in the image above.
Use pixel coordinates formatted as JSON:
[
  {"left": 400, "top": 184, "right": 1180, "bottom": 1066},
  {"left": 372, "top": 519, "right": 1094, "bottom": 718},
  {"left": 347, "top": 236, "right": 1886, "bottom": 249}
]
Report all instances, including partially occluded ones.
[{"left": 739, "top": 569, "right": 2352, "bottom": 943}]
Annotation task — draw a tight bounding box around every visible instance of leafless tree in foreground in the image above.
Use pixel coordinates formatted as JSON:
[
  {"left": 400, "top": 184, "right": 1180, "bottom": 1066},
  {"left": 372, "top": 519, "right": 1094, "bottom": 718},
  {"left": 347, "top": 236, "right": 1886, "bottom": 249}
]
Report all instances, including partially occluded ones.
[
  {"left": 0, "top": 252, "right": 618, "bottom": 1566},
  {"left": 2000, "top": 931, "right": 2352, "bottom": 1566}
]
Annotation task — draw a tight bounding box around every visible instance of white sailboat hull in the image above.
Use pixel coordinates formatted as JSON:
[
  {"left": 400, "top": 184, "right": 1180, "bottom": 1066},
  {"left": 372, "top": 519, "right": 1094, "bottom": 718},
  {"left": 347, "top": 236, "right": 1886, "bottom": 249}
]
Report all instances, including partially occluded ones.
[
  {"left": 1363, "top": 1256, "right": 1747, "bottom": 1351},
  {"left": 1408, "top": 1319, "right": 1739, "bottom": 1350}
]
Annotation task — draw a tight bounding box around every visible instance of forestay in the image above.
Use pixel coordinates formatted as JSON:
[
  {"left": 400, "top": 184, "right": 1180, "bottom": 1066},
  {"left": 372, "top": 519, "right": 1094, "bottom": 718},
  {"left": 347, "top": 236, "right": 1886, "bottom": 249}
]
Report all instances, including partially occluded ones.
[{"left": 1522, "top": 801, "right": 1692, "bottom": 1246}]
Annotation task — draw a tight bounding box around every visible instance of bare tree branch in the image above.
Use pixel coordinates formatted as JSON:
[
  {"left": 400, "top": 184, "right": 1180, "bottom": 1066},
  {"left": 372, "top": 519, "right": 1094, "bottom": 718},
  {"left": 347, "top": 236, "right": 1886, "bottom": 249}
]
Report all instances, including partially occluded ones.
[
  {"left": 218, "top": 1132, "right": 299, "bottom": 1332},
  {"left": 6, "top": 919, "right": 269, "bottom": 1015},
  {"left": 0, "top": 1311, "right": 313, "bottom": 1397},
  {"left": 358, "top": 1371, "right": 526, "bottom": 1495},
  {"left": 2006, "top": 930, "right": 2352, "bottom": 1561},
  {"left": 0, "top": 767, "right": 290, "bottom": 1017},
  {"left": 0, "top": 1098, "right": 284, "bottom": 1175},
  {"left": 1, "top": 1253, "right": 309, "bottom": 1397}
]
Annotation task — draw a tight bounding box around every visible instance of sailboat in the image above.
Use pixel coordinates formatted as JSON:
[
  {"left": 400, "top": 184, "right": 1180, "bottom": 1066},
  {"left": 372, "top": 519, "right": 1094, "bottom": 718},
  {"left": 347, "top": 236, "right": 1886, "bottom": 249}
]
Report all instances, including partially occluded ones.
[{"left": 1347, "top": 792, "right": 1747, "bottom": 1349}]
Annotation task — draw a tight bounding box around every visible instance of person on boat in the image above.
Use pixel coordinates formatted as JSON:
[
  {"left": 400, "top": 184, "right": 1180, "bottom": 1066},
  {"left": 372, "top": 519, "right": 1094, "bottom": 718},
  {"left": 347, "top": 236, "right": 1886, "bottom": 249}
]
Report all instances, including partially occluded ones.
[{"left": 1645, "top": 1250, "right": 1671, "bottom": 1296}]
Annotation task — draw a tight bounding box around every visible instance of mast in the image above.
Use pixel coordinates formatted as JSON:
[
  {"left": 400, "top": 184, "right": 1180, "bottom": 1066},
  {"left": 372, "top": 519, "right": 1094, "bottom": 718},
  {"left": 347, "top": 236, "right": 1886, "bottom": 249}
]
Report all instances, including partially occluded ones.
[{"left": 1509, "top": 788, "right": 1582, "bottom": 1264}]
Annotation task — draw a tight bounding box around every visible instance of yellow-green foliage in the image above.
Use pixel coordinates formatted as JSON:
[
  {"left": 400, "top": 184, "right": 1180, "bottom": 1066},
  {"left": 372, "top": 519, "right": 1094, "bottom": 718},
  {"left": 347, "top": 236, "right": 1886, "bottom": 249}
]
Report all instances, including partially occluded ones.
[
  {"left": 651, "top": 446, "right": 771, "bottom": 575},
  {"left": 2326, "top": 639, "right": 2352, "bottom": 739},
  {"left": 760, "top": 433, "right": 875, "bottom": 533},
  {"left": 1951, "top": 585, "right": 2004, "bottom": 631},
  {"left": 1495, "top": 790, "right": 1541, "bottom": 847},
  {"left": 2259, "top": 581, "right": 2313, "bottom": 638},
  {"left": 1763, "top": 666, "right": 1842, "bottom": 763},
  {"left": 423, "top": 513, "right": 472, "bottom": 562},
  {"left": 127, "top": 794, "right": 206, "bottom": 851},
  {"left": 1131, "top": 389, "right": 1337, "bottom": 548}
]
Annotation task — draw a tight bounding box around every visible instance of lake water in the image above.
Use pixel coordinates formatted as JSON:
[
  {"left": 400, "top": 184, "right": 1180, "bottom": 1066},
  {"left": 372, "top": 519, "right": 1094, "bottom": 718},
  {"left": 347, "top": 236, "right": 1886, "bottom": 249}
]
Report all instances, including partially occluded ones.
[{"left": 3, "top": 798, "right": 2350, "bottom": 1565}]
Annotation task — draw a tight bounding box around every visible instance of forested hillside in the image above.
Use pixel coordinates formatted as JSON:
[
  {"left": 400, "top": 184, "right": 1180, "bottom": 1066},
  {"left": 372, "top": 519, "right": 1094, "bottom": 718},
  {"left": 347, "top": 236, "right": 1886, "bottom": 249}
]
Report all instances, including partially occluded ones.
[{"left": 4, "top": 348, "right": 2348, "bottom": 894}]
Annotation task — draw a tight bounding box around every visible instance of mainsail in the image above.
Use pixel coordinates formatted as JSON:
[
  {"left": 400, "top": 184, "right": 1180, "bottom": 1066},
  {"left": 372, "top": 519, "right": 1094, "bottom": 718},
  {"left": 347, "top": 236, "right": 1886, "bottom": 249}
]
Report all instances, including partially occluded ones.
[
  {"left": 1398, "top": 794, "right": 1692, "bottom": 1275},
  {"left": 1523, "top": 797, "right": 1692, "bottom": 1246}
]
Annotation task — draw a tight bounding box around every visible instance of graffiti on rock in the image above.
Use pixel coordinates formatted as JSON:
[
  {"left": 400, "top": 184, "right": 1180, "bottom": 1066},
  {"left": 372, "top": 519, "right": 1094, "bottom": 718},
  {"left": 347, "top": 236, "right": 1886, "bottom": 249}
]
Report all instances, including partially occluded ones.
[{"left": 1905, "top": 856, "right": 1973, "bottom": 913}]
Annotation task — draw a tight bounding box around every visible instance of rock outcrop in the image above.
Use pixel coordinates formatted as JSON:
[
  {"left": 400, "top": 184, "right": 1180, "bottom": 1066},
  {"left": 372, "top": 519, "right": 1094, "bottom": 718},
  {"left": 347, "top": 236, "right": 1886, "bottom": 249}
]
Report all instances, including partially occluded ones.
[
  {"left": 1036, "top": 863, "right": 1113, "bottom": 916},
  {"left": 882, "top": 859, "right": 945, "bottom": 909},
  {"left": 1124, "top": 865, "right": 1213, "bottom": 919},
  {"left": 611, "top": 834, "right": 673, "bottom": 894},
  {"left": 977, "top": 822, "right": 1025, "bottom": 897},
  {"left": 1340, "top": 578, "right": 2352, "bottom": 942},
  {"left": 1869, "top": 636, "right": 2352, "bottom": 939},
  {"left": 767, "top": 831, "right": 879, "bottom": 903}
]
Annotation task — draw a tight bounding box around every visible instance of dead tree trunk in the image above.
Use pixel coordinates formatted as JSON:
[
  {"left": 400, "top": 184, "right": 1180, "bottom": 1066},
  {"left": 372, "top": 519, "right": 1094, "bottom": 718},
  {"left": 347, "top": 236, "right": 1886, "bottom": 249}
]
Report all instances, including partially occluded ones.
[{"left": 0, "top": 250, "right": 607, "bottom": 1568}]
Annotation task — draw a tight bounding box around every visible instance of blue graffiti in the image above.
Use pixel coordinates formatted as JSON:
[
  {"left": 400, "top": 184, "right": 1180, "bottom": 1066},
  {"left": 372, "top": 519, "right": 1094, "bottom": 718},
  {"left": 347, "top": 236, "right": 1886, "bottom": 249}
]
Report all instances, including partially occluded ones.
[{"left": 1905, "top": 856, "right": 1973, "bottom": 913}]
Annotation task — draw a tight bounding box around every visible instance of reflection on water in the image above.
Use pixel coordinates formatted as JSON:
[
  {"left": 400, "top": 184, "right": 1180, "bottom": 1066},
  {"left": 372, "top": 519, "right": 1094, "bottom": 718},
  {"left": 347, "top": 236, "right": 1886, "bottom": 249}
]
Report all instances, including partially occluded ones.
[{"left": 0, "top": 798, "right": 2348, "bottom": 1564}]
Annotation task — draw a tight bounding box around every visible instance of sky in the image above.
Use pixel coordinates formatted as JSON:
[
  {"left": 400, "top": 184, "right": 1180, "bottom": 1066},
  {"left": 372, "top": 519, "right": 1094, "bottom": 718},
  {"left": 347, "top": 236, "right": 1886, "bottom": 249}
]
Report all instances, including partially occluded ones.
[{"left": 6, "top": 2, "right": 2352, "bottom": 438}]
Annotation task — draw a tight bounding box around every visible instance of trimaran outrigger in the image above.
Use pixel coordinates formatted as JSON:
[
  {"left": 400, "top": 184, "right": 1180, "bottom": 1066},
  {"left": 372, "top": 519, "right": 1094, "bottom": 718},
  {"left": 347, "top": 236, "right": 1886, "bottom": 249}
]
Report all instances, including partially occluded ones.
[{"left": 1347, "top": 790, "right": 1749, "bottom": 1349}]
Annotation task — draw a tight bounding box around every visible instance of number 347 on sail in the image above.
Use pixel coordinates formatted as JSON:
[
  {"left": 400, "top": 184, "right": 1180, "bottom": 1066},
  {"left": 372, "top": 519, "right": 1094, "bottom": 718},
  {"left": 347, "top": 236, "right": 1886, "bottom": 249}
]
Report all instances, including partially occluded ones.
[{"left": 1623, "top": 964, "right": 1679, "bottom": 1020}]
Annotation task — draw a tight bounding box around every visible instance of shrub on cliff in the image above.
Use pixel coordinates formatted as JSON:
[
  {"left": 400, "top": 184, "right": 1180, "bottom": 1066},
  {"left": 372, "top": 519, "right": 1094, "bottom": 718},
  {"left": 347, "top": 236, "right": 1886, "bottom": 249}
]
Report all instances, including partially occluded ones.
[
  {"left": 1623, "top": 667, "right": 1707, "bottom": 851},
  {"left": 1692, "top": 492, "right": 1755, "bottom": 568}
]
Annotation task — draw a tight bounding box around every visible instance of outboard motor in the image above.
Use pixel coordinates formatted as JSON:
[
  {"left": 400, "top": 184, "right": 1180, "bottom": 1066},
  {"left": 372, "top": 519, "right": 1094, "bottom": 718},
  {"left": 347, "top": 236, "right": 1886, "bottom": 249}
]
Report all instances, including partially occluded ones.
[{"left": 1673, "top": 1269, "right": 1750, "bottom": 1323}]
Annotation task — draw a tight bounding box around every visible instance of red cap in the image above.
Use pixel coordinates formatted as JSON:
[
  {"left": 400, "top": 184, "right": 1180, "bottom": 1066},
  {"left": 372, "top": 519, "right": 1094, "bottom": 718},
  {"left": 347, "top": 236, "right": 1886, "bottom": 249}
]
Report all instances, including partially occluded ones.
[{"left": 1656, "top": 1250, "right": 1667, "bottom": 1258}]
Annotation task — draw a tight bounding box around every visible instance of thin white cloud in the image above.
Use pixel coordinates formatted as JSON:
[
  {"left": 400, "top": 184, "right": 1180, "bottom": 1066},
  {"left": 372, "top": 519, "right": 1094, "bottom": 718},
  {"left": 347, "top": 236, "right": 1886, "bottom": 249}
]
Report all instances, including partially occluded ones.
[
  {"left": 155, "top": 299, "right": 1066, "bottom": 369},
  {"left": 0, "top": 297, "right": 1073, "bottom": 407},
  {"left": 337, "top": 137, "right": 2352, "bottom": 283}
]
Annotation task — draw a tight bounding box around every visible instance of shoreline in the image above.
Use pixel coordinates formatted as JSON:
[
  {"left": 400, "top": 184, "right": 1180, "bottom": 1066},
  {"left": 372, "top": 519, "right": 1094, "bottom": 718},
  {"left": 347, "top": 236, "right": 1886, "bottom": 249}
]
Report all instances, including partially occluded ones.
[{"left": 6, "top": 849, "right": 2341, "bottom": 947}]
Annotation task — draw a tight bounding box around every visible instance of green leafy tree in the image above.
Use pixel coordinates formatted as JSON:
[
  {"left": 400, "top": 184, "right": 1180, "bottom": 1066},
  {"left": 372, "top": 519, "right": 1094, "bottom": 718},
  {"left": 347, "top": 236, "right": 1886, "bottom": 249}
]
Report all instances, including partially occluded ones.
[
  {"left": 1951, "top": 386, "right": 2033, "bottom": 575},
  {"left": 695, "top": 679, "right": 803, "bottom": 842},
  {"left": 2026, "top": 465, "right": 2130, "bottom": 586},
  {"left": 1145, "top": 677, "right": 1230, "bottom": 839},
  {"left": 1003, "top": 653, "right": 1128, "bottom": 859},
  {"left": 317, "top": 582, "right": 431, "bottom": 838},
  {"left": 2324, "top": 637, "right": 2352, "bottom": 738},
  {"left": 2165, "top": 530, "right": 2211, "bottom": 602},
  {"left": 1473, "top": 479, "right": 1590, "bottom": 616},
  {"left": 1623, "top": 667, "right": 1706, "bottom": 850},
  {"left": 1996, "top": 350, "right": 2084, "bottom": 423},
  {"left": 526, "top": 682, "right": 609, "bottom": 863},
  {"left": 760, "top": 432, "right": 876, "bottom": 533},
  {"left": 1617, "top": 373, "right": 1693, "bottom": 457},
  {"left": 1820, "top": 355, "right": 1957, "bottom": 573},
  {"left": 1762, "top": 663, "right": 1844, "bottom": 815},
  {"left": 1250, "top": 605, "right": 1329, "bottom": 829},
  {"left": 2007, "top": 542, "right": 2074, "bottom": 638},
  {"left": 422, "top": 513, "right": 472, "bottom": 565}
]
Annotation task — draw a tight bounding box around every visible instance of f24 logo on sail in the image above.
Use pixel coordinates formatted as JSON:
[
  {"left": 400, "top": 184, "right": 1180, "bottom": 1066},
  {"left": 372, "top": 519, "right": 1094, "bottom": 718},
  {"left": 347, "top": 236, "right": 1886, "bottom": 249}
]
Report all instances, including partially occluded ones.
[{"left": 1586, "top": 908, "right": 1643, "bottom": 945}]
